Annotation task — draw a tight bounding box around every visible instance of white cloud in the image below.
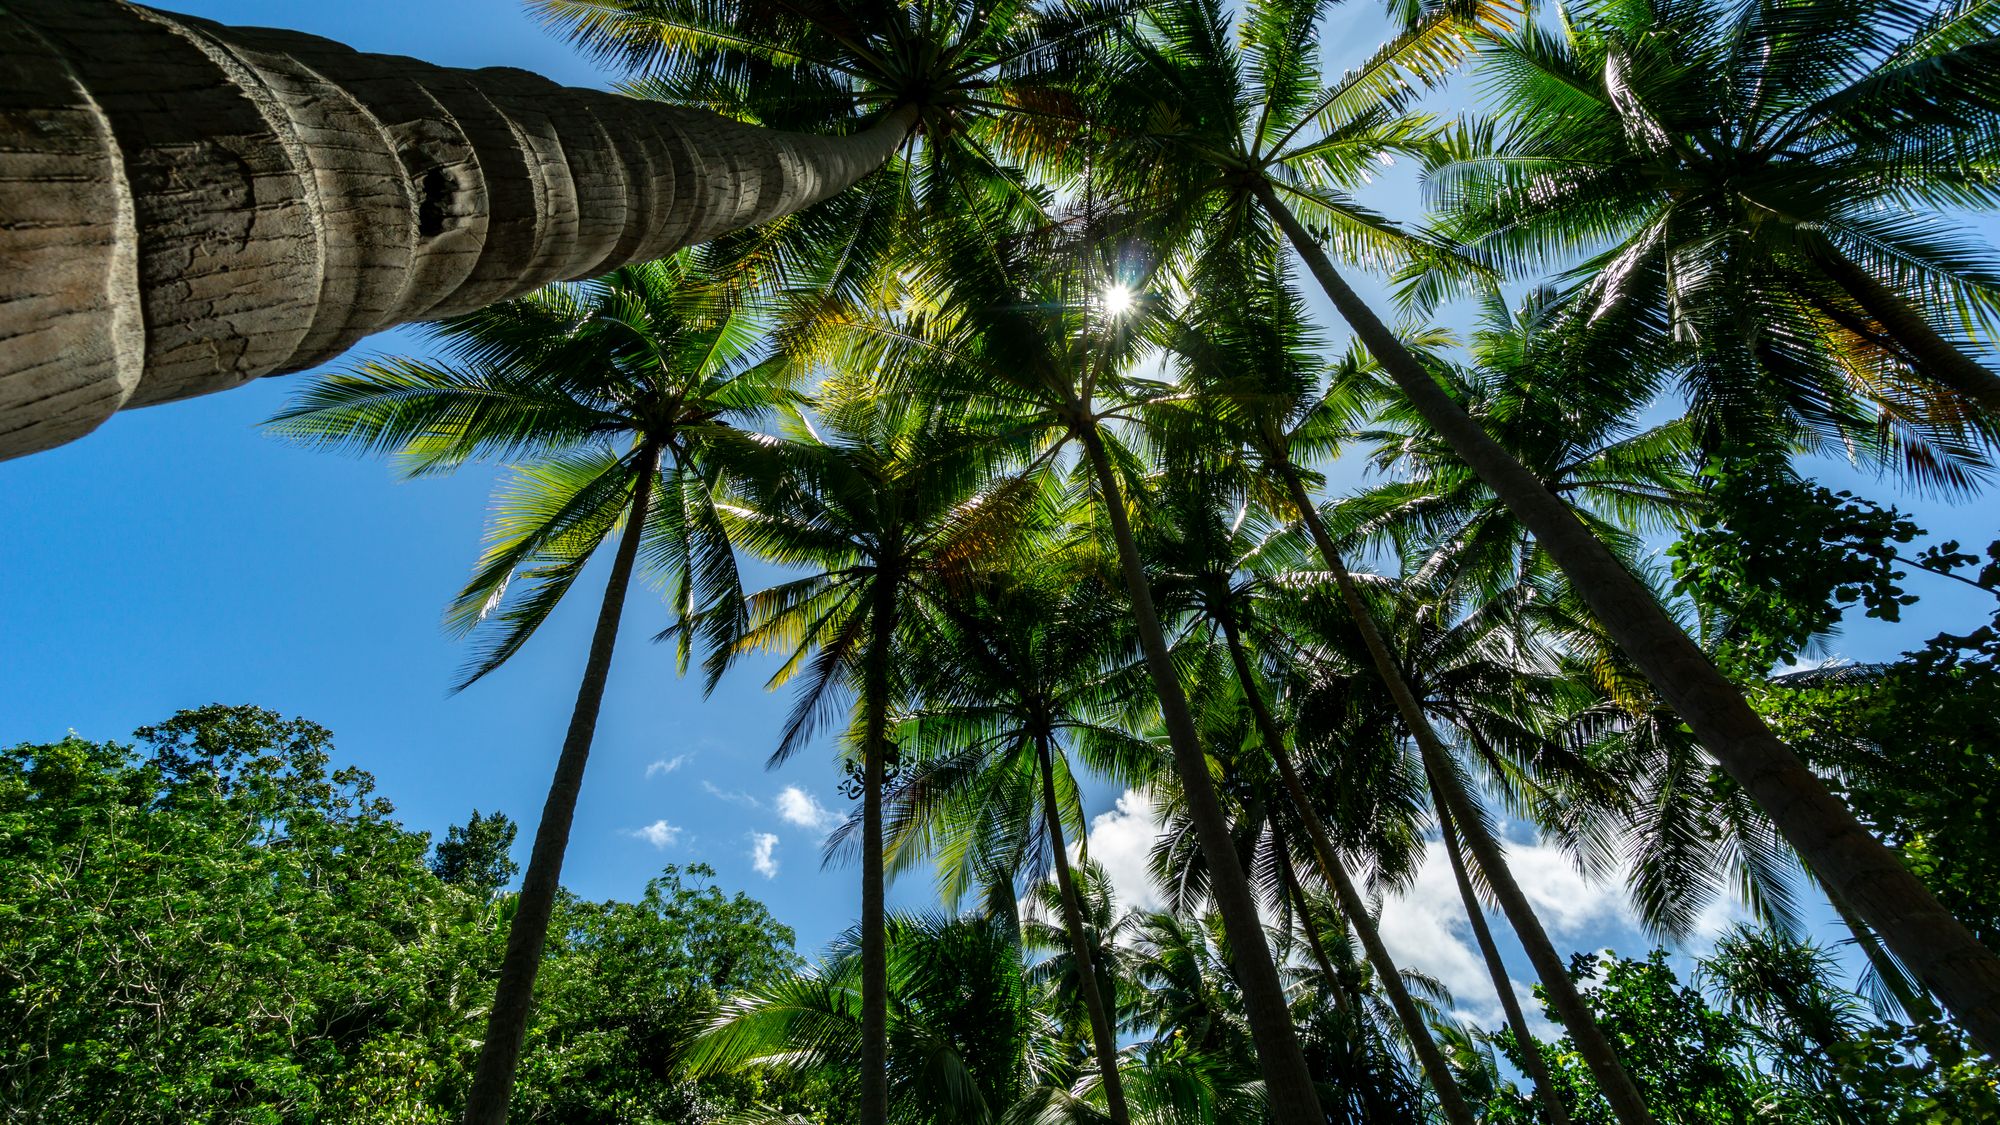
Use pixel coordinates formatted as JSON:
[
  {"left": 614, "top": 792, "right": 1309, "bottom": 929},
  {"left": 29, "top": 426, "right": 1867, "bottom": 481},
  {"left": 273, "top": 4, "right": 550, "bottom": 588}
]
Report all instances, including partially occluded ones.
[
  {"left": 750, "top": 832, "right": 780, "bottom": 878},
  {"left": 646, "top": 754, "right": 690, "bottom": 778},
  {"left": 1081, "top": 789, "right": 1167, "bottom": 915},
  {"left": 1376, "top": 833, "right": 1631, "bottom": 1030},
  {"left": 627, "top": 819, "right": 683, "bottom": 850},
  {"left": 776, "top": 785, "right": 838, "bottom": 833},
  {"left": 702, "top": 780, "right": 762, "bottom": 808}
]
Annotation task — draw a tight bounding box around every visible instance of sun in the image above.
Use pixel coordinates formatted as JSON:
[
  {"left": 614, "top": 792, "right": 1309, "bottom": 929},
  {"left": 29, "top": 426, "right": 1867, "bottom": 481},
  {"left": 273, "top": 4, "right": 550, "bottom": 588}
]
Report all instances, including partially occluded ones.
[{"left": 1101, "top": 283, "right": 1135, "bottom": 317}]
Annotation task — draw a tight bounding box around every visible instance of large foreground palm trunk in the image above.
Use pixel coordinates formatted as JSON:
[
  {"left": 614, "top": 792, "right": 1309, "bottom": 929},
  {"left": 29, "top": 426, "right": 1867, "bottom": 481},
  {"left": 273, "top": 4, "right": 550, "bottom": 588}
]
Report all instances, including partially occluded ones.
[
  {"left": 1254, "top": 183, "right": 2000, "bottom": 1054},
  {"left": 1078, "top": 431, "right": 1329, "bottom": 1123},
  {"left": 0, "top": 0, "right": 913, "bottom": 460},
  {"left": 465, "top": 460, "right": 654, "bottom": 1125}
]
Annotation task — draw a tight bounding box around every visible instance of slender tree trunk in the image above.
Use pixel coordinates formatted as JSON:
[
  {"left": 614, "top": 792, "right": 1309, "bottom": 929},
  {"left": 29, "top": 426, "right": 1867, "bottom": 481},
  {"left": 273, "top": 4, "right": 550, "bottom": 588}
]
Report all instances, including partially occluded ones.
[
  {"left": 1270, "top": 459, "right": 1653, "bottom": 1123},
  {"left": 1218, "top": 619, "right": 1478, "bottom": 1125},
  {"left": 0, "top": 0, "right": 918, "bottom": 460},
  {"left": 1076, "top": 428, "right": 1329, "bottom": 1123},
  {"left": 1439, "top": 806, "right": 1576, "bottom": 1125},
  {"left": 1037, "top": 737, "right": 1132, "bottom": 1125},
  {"left": 464, "top": 454, "right": 656, "bottom": 1125},
  {"left": 859, "top": 578, "right": 898, "bottom": 1125},
  {"left": 1255, "top": 181, "right": 2000, "bottom": 1053},
  {"left": 1812, "top": 244, "right": 2000, "bottom": 414},
  {"left": 1424, "top": 754, "right": 1657, "bottom": 1125},
  {"left": 1278, "top": 847, "right": 1349, "bottom": 1013}
]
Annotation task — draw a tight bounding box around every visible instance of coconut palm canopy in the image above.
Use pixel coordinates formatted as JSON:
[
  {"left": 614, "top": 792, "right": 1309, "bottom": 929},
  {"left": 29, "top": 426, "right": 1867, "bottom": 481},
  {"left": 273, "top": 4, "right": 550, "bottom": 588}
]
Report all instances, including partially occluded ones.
[{"left": 3, "top": 0, "right": 2000, "bottom": 1124}]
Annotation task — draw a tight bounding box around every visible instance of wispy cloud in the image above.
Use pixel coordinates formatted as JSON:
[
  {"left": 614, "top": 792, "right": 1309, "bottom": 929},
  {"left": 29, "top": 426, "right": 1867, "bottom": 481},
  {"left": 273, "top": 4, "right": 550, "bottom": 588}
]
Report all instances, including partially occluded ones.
[
  {"left": 776, "top": 785, "right": 838, "bottom": 833},
  {"left": 750, "top": 832, "right": 780, "bottom": 878},
  {"left": 626, "top": 819, "right": 683, "bottom": 850},
  {"left": 646, "top": 754, "right": 690, "bottom": 778},
  {"left": 702, "top": 780, "right": 762, "bottom": 808}
]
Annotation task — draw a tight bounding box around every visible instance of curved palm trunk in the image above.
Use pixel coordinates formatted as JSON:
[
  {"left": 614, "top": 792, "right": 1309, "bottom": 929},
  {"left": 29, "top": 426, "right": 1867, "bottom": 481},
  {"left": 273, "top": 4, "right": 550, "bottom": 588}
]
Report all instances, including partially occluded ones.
[
  {"left": 0, "top": 0, "right": 916, "bottom": 460},
  {"left": 1076, "top": 429, "right": 1329, "bottom": 1123},
  {"left": 1254, "top": 181, "right": 2000, "bottom": 1054},
  {"left": 859, "top": 581, "right": 897, "bottom": 1125},
  {"left": 1438, "top": 806, "right": 1576, "bottom": 1125},
  {"left": 1036, "top": 737, "right": 1132, "bottom": 1125},
  {"left": 1271, "top": 461, "right": 1655, "bottom": 1124},
  {"left": 1812, "top": 244, "right": 2000, "bottom": 414},
  {"left": 465, "top": 456, "right": 655, "bottom": 1125},
  {"left": 1218, "top": 619, "right": 1478, "bottom": 1125}
]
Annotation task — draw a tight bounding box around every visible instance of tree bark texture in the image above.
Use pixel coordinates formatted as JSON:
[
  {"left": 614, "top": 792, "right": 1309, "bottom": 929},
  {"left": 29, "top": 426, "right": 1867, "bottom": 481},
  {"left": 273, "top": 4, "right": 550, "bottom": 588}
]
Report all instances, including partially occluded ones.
[
  {"left": 464, "top": 455, "right": 654, "bottom": 1125},
  {"left": 1077, "top": 428, "right": 1329, "bottom": 1123},
  {"left": 1255, "top": 180, "right": 2000, "bottom": 1056},
  {"left": 1218, "top": 619, "right": 1478, "bottom": 1125},
  {"left": 0, "top": 0, "right": 914, "bottom": 459},
  {"left": 1037, "top": 737, "right": 1132, "bottom": 1125},
  {"left": 1439, "top": 805, "right": 1576, "bottom": 1125}
]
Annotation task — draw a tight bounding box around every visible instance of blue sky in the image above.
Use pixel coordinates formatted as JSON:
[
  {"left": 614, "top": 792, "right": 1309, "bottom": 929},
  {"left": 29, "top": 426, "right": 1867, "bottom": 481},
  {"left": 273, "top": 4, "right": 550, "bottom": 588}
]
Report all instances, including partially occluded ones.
[{"left": 3, "top": 0, "right": 1995, "bottom": 1033}]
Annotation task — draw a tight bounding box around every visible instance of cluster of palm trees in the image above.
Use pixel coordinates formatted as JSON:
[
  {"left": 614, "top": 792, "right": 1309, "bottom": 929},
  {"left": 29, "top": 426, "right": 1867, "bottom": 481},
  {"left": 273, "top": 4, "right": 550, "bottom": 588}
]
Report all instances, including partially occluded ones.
[{"left": 263, "top": 0, "right": 1999, "bottom": 1120}]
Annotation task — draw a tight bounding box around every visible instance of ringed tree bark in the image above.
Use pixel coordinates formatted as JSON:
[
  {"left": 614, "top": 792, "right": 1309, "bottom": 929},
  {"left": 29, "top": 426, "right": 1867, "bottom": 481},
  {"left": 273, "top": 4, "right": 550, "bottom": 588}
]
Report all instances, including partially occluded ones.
[{"left": 0, "top": 0, "right": 914, "bottom": 459}]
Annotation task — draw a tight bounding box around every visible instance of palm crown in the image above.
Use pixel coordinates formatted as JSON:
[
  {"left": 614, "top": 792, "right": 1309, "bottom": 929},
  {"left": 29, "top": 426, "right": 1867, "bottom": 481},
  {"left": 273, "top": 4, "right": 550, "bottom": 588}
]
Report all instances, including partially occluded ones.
[{"left": 1430, "top": 0, "right": 2000, "bottom": 482}]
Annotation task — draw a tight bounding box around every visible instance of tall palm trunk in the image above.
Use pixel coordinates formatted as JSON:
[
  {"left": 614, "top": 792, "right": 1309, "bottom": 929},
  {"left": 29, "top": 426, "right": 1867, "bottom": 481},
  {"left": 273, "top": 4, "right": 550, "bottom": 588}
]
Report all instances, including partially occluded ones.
[
  {"left": 1439, "top": 806, "right": 1576, "bottom": 1125},
  {"left": 465, "top": 453, "right": 656, "bottom": 1125},
  {"left": 1811, "top": 244, "right": 2000, "bottom": 414},
  {"left": 1423, "top": 754, "right": 1658, "bottom": 1125},
  {"left": 1217, "top": 619, "right": 1478, "bottom": 1125},
  {"left": 859, "top": 579, "right": 898, "bottom": 1125},
  {"left": 1076, "top": 429, "right": 1329, "bottom": 1123},
  {"left": 1036, "top": 736, "right": 1132, "bottom": 1125},
  {"left": 1254, "top": 181, "right": 2000, "bottom": 1053},
  {"left": 1277, "top": 846, "right": 1348, "bottom": 1013},
  {"left": 0, "top": 0, "right": 917, "bottom": 461},
  {"left": 1270, "top": 461, "right": 1655, "bottom": 1125}
]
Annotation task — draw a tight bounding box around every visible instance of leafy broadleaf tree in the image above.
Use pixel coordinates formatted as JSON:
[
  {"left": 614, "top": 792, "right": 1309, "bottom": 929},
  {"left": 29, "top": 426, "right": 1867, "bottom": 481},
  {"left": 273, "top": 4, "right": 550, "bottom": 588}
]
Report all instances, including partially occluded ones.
[{"left": 269, "top": 255, "right": 790, "bottom": 1124}]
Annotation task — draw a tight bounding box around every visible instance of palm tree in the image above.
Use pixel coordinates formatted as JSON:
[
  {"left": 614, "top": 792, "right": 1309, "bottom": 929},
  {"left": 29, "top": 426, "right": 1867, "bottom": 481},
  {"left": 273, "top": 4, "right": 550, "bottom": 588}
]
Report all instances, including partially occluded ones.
[
  {"left": 0, "top": 0, "right": 1129, "bottom": 459},
  {"left": 1330, "top": 290, "right": 1701, "bottom": 599},
  {"left": 1135, "top": 472, "right": 1480, "bottom": 1125},
  {"left": 687, "top": 912, "right": 1039, "bottom": 1124},
  {"left": 1093, "top": 0, "right": 2000, "bottom": 1041},
  {"left": 1430, "top": 0, "right": 2000, "bottom": 451},
  {"left": 882, "top": 566, "right": 1157, "bottom": 1123},
  {"left": 1283, "top": 568, "right": 1663, "bottom": 1125},
  {"left": 267, "top": 257, "right": 784, "bottom": 1124},
  {"left": 860, "top": 232, "right": 1331, "bottom": 1120},
  {"left": 1436, "top": 804, "right": 1577, "bottom": 1125},
  {"left": 713, "top": 378, "right": 1030, "bottom": 1125},
  {"left": 0, "top": 0, "right": 900, "bottom": 459}
]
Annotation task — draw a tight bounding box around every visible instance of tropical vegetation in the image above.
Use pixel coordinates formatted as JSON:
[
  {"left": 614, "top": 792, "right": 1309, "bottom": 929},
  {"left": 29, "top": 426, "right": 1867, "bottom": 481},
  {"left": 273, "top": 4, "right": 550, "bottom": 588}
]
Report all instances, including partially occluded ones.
[{"left": 2, "top": 0, "right": 1998, "bottom": 1121}]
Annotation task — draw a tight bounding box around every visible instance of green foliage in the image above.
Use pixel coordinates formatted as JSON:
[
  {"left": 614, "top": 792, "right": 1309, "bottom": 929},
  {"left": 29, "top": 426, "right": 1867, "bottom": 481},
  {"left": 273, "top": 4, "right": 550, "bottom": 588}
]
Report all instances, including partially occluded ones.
[
  {"left": 1482, "top": 946, "right": 2000, "bottom": 1124},
  {"left": 431, "top": 809, "right": 520, "bottom": 897},
  {"left": 1669, "top": 457, "right": 1923, "bottom": 675},
  {"left": 0, "top": 706, "right": 801, "bottom": 1125},
  {"left": 1759, "top": 613, "right": 2000, "bottom": 951}
]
